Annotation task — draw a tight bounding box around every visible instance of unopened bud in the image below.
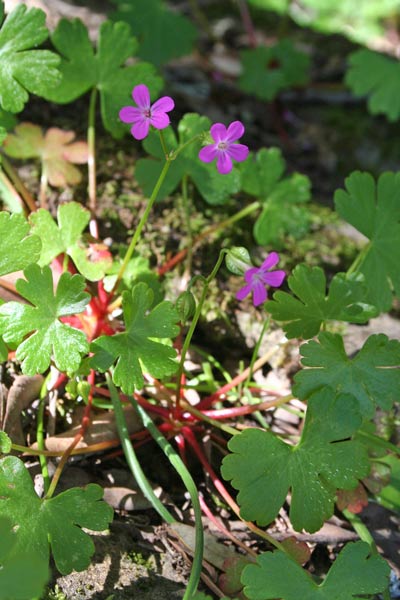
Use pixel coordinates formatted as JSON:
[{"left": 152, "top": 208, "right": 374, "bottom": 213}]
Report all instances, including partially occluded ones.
[
  {"left": 176, "top": 290, "right": 196, "bottom": 322},
  {"left": 225, "top": 247, "right": 252, "bottom": 275}
]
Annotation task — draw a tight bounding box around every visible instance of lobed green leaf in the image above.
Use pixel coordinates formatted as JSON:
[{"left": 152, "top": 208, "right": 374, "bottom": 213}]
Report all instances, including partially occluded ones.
[
  {"left": 241, "top": 541, "right": 390, "bottom": 599},
  {"left": 221, "top": 389, "right": 369, "bottom": 532},
  {"left": 111, "top": 0, "right": 197, "bottom": 67},
  {"left": 335, "top": 171, "right": 400, "bottom": 311},
  {"left": 0, "top": 2, "right": 60, "bottom": 113},
  {"left": 43, "top": 17, "right": 162, "bottom": 138},
  {"left": 91, "top": 282, "right": 180, "bottom": 394},
  {"left": 0, "top": 212, "right": 41, "bottom": 276},
  {"left": 0, "top": 455, "right": 113, "bottom": 575},
  {"left": 294, "top": 332, "right": 400, "bottom": 417},
  {"left": 0, "top": 265, "right": 90, "bottom": 374},
  {"left": 266, "top": 264, "right": 378, "bottom": 339}
]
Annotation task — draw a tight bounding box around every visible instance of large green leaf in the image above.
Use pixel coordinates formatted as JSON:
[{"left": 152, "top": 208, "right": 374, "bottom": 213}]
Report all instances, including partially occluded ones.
[
  {"left": 241, "top": 541, "right": 390, "bottom": 599},
  {"left": 0, "top": 212, "right": 41, "bottom": 276},
  {"left": 111, "top": 0, "right": 197, "bottom": 67},
  {"left": 136, "top": 113, "right": 241, "bottom": 204},
  {"left": 0, "top": 265, "right": 90, "bottom": 374},
  {"left": 221, "top": 389, "right": 369, "bottom": 532},
  {"left": 42, "top": 18, "right": 162, "bottom": 138},
  {"left": 0, "top": 516, "right": 49, "bottom": 600},
  {"left": 335, "top": 171, "right": 400, "bottom": 311},
  {"left": 0, "top": 455, "right": 113, "bottom": 575},
  {"left": 91, "top": 282, "right": 180, "bottom": 393},
  {"left": 0, "top": 1, "right": 60, "bottom": 113},
  {"left": 265, "top": 264, "right": 378, "bottom": 339},
  {"left": 293, "top": 332, "right": 400, "bottom": 417}
]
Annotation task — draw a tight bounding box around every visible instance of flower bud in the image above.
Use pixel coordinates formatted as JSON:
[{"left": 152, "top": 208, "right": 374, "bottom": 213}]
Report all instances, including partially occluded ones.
[
  {"left": 176, "top": 290, "right": 196, "bottom": 322},
  {"left": 225, "top": 246, "right": 252, "bottom": 275}
]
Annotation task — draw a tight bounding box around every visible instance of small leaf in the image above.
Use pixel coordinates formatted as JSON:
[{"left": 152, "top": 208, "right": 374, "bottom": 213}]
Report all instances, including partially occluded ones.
[
  {"left": 280, "top": 537, "right": 311, "bottom": 565},
  {"left": 266, "top": 264, "right": 378, "bottom": 339},
  {"left": 91, "top": 282, "right": 180, "bottom": 394},
  {"left": 346, "top": 49, "right": 400, "bottom": 121},
  {"left": 221, "top": 389, "right": 369, "bottom": 532},
  {"left": 0, "top": 212, "right": 41, "bottom": 276},
  {"left": 136, "top": 113, "right": 241, "bottom": 204},
  {"left": 0, "top": 516, "right": 48, "bottom": 600},
  {"left": 110, "top": 0, "right": 197, "bottom": 67},
  {"left": 0, "top": 455, "right": 113, "bottom": 575},
  {"left": 241, "top": 541, "right": 390, "bottom": 600},
  {"left": 30, "top": 201, "right": 112, "bottom": 281},
  {"left": 239, "top": 40, "right": 310, "bottom": 101},
  {"left": 293, "top": 332, "right": 400, "bottom": 417},
  {"left": 336, "top": 484, "right": 369, "bottom": 514},
  {"left": 0, "top": 2, "right": 60, "bottom": 113},
  {"left": 3, "top": 122, "right": 88, "bottom": 186},
  {"left": 0, "top": 264, "right": 90, "bottom": 375},
  {"left": 335, "top": 171, "right": 400, "bottom": 311},
  {"left": 0, "top": 431, "right": 11, "bottom": 453},
  {"left": 43, "top": 18, "right": 162, "bottom": 138}
]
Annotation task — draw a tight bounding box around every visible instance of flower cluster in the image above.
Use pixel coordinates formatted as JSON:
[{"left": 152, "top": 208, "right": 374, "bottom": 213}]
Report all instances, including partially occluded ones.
[{"left": 120, "top": 84, "right": 249, "bottom": 174}]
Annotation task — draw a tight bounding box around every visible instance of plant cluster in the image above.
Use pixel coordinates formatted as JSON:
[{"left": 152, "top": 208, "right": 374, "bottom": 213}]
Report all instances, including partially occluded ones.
[{"left": 0, "top": 2, "right": 399, "bottom": 600}]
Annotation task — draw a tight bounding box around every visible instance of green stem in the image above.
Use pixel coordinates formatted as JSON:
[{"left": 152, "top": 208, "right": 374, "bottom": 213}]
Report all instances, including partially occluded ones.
[
  {"left": 357, "top": 429, "right": 400, "bottom": 456},
  {"left": 159, "top": 129, "right": 168, "bottom": 159},
  {"left": 196, "top": 200, "right": 260, "bottom": 244},
  {"left": 38, "top": 170, "right": 48, "bottom": 209},
  {"left": 346, "top": 241, "right": 371, "bottom": 276},
  {"left": 181, "top": 174, "right": 193, "bottom": 276},
  {"left": 175, "top": 250, "right": 228, "bottom": 406},
  {"left": 37, "top": 380, "right": 50, "bottom": 493},
  {"left": 342, "top": 508, "right": 391, "bottom": 600},
  {"left": 130, "top": 396, "right": 204, "bottom": 600},
  {"left": 112, "top": 157, "right": 173, "bottom": 293},
  {"left": 106, "top": 374, "right": 175, "bottom": 524},
  {"left": 88, "top": 86, "right": 98, "bottom": 237}
]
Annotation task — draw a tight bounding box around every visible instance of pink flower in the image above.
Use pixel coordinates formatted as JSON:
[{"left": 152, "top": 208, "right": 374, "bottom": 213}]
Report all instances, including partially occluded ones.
[
  {"left": 119, "top": 84, "right": 174, "bottom": 140},
  {"left": 236, "top": 252, "right": 285, "bottom": 307},
  {"left": 199, "top": 121, "right": 249, "bottom": 174}
]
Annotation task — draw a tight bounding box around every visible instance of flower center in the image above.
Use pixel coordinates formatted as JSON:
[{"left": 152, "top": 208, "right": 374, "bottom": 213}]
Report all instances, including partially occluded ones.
[
  {"left": 217, "top": 141, "right": 228, "bottom": 151},
  {"left": 143, "top": 108, "right": 152, "bottom": 118}
]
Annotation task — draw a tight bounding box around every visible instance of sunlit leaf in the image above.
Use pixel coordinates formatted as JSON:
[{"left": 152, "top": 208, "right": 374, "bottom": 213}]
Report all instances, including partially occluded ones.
[
  {"left": 0, "top": 212, "right": 41, "bottom": 276},
  {"left": 0, "top": 1, "right": 60, "bottom": 113},
  {"left": 0, "top": 265, "right": 90, "bottom": 374},
  {"left": 91, "top": 282, "right": 180, "bottom": 394}
]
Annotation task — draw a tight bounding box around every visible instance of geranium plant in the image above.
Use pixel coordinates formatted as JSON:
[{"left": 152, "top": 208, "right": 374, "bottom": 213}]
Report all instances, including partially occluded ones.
[{"left": 0, "top": 2, "right": 398, "bottom": 600}]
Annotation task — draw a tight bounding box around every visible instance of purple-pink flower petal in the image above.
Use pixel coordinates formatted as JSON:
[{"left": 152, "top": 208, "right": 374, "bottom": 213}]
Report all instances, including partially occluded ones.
[
  {"left": 119, "top": 106, "right": 142, "bottom": 124},
  {"left": 252, "top": 281, "right": 268, "bottom": 306},
  {"left": 260, "top": 252, "right": 280, "bottom": 271},
  {"left": 199, "top": 145, "right": 218, "bottom": 163},
  {"left": 132, "top": 84, "right": 150, "bottom": 109},
  {"left": 225, "top": 120, "right": 245, "bottom": 142},
  {"left": 151, "top": 96, "right": 175, "bottom": 113},
  {"left": 236, "top": 283, "right": 253, "bottom": 301},
  {"left": 150, "top": 111, "right": 170, "bottom": 130},
  {"left": 263, "top": 270, "right": 286, "bottom": 287},
  {"left": 236, "top": 252, "right": 285, "bottom": 308},
  {"left": 210, "top": 123, "right": 227, "bottom": 142},
  {"left": 227, "top": 143, "right": 249, "bottom": 162},
  {"left": 217, "top": 152, "right": 233, "bottom": 174},
  {"left": 131, "top": 119, "right": 150, "bottom": 140}
]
